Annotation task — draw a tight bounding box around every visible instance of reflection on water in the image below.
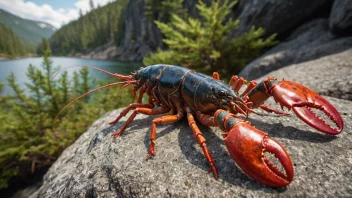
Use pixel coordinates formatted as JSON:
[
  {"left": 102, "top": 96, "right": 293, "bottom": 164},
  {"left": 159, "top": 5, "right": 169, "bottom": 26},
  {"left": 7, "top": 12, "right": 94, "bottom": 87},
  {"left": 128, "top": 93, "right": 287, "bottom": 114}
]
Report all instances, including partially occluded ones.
[{"left": 0, "top": 57, "right": 142, "bottom": 94}]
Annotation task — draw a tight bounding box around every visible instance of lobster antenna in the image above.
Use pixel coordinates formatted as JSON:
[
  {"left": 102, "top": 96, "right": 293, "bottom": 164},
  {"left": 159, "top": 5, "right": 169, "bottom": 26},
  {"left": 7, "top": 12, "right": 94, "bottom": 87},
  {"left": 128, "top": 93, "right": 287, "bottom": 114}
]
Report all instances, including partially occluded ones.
[
  {"left": 52, "top": 80, "right": 136, "bottom": 137},
  {"left": 51, "top": 65, "right": 132, "bottom": 81}
]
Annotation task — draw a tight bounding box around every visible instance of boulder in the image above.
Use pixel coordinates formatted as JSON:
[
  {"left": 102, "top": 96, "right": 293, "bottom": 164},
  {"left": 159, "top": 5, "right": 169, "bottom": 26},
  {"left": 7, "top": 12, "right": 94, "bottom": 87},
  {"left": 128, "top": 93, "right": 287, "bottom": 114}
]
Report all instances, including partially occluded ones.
[
  {"left": 238, "top": 19, "right": 352, "bottom": 81},
  {"left": 255, "top": 49, "right": 352, "bottom": 101},
  {"left": 232, "top": 0, "right": 331, "bottom": 37},
  {"left": 31, "top": 99, "right": 351, "bottom": 197},
  {"left": 115, "top": 0, "right": 164, "bottom": 62},
  {"left": 329, "top": 0, "right": 352, "bottom": 36}
]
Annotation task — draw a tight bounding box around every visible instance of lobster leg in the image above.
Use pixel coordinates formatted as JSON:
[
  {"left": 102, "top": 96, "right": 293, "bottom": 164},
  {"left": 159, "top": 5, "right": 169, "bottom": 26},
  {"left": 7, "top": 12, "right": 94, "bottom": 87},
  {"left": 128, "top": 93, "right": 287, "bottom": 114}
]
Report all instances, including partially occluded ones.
[
  {"left": 112, "top": 107, "right": 169, "bottom": 138},
  {"left": 110, "top": 87, "right": 155, "bottom": 125},
  {"left": 146, "top": 111, "right": 184, "bottom": 159},
  {"left": 196, "top": 111, "right": 216, "bottom": 127},
  {"left": 259, "top": 104, "right": 290, "bottom": 116},
  {"left": 109, "top": 103, "right": 154, "bottom": 125},
  {"left": 185, "top": 106, "right": 218, "bottom": 178},
  {"left": 212, "top": 72, "right": 220, "bottom": 80},
  {"left": 136, "top": 85, "right": 147, "bottom": 103}
]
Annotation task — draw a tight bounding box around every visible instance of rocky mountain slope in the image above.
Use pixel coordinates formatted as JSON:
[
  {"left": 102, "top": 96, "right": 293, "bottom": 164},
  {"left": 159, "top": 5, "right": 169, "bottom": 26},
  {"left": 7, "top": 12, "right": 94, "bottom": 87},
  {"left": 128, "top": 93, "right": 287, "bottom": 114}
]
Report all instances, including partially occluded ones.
[{"left": 0, "top": 9, "right": 56, "bottom": 46}]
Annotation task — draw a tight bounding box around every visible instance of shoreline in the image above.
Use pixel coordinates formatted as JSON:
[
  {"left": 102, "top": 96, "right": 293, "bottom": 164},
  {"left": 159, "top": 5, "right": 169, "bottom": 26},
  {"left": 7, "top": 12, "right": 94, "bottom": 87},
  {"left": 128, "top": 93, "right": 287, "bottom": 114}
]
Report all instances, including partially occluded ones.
[
  {"left": 0, "top": 55, "right": 38, "bottom": 60},
  {"left": 0, "top": 55, "right": 142, "bottom": 64}
]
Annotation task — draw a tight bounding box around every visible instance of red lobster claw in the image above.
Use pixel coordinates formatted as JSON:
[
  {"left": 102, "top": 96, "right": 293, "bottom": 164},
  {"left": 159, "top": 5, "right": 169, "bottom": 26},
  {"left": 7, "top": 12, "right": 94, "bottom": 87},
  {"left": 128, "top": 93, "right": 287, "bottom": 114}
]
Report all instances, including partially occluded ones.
[
  {"left": 270, "top": 80, "right": 344, "bottom": 135},
  {"left": 224, "top": 121, "right": 294, "bottom": 187}
]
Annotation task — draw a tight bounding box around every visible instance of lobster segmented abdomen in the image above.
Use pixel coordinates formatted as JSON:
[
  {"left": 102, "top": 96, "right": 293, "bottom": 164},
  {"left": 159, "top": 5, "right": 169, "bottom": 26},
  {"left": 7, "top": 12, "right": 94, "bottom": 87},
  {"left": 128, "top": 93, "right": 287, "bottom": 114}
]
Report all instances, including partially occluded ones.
[
  {"left": 135, "top": 65, "right": 192, "bottom": 109},
  {"left": 157, "top": 66, "right": 190, "bottom": 108}
]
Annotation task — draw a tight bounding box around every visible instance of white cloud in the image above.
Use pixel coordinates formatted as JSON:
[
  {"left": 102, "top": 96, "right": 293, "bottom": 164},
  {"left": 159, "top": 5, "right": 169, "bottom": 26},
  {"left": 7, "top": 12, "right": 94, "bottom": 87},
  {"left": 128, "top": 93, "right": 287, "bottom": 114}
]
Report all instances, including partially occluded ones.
[
  {"left": 75, "top": 0, "right": 112, "bottom": 14},
  {"left": 58, "top": 8, "right": 66, "bottom": 13},
  {"left": 0, "top": 0, "right": 112, "bottom": 29}
]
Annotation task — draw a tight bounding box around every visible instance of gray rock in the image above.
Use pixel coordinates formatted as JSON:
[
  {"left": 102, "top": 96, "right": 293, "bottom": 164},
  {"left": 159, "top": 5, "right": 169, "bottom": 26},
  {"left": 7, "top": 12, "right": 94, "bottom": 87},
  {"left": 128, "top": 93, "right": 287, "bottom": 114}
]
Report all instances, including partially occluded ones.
[
  {"left": 233, "top": 0, "right": 331, "bottom": 37},
  {"left": 256, "top": 49, "right": 352, "bottom": 101},
  {"left": 32, "top": 98, "right": 351, "bottom": 197},
  {"left": 115, "top": 0, "right": 164, "bottom": 62},
  {"left": 71, "top": 40, "right": 118, "bottom": 60},
  {"left": 10, "top": 182, "right": 41, "bottom": 198},
  {"left": 238, "top": 19, "right": 352, "bottom": 80},
  {"left": 329, "top": 0, "right": 352, "bottom": 36}
]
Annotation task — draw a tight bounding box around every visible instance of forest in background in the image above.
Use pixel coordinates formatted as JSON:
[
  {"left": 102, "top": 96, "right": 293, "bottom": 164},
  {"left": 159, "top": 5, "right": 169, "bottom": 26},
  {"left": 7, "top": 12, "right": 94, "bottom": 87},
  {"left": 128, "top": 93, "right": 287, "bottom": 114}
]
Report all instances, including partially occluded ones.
[
  {"left": 49, "top": 0, "right": 128, "bottom": 55},
  {"left": 0, "top": 23, "right": 35, "bottom": 58}
]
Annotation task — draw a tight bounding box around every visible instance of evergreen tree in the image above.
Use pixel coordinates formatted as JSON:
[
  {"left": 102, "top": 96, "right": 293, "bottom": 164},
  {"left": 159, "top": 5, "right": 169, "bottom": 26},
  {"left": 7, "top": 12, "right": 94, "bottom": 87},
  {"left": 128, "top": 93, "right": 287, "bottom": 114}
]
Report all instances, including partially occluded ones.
[
  {"left": 89, "top": 0, "right": 95, "bottom": 10},
  {"left": 0, "top": 23, "right": 34, "bottom": 57},
  {"left": 79, "top": 9, "right": 83, "bottom": 18},
  {"left": 145, "top": 0, "right": 186, "bottom": 22},
  {"left": 143, "top": 0, "right": 278, "bottom": 76},
  {"left": 36, "top": 38, "right": 51, "bottom": 55},
  {"left": 0, "top": 51, "right": 133, "bottom": 189}
]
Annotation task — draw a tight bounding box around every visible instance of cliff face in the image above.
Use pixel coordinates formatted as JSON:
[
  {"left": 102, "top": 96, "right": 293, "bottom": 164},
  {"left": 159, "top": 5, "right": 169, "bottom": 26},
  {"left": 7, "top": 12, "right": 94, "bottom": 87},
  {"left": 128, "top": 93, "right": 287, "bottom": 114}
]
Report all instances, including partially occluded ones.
[
  {"left": 112, "top": 0, "right": 199, "bottom": 61},
  {"left": 114, "top": 0, "right": 163, "bottom": 61}
]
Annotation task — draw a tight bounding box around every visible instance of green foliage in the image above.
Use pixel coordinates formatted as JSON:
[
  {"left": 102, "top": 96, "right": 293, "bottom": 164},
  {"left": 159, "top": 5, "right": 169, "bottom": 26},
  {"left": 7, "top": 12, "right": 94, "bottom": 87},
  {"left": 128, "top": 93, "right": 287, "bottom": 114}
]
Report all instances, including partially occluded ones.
[
  {"left": 50, "top": 0, "right": 128, "bottom": 55},
  {"left": 0, "top": 51, "right": 132, "bottom": 189},
  {"left": 0, "top": 23, "right": 34, "bottom": 58},
  {"left": 143, "top": 0, "right": 278, "bottom": 76},
  {"left": 145, "top": 0, "right": 186, "bottom": 22},
  {"left": 36, "top": 38, "right": 51, "bottom": 55}
]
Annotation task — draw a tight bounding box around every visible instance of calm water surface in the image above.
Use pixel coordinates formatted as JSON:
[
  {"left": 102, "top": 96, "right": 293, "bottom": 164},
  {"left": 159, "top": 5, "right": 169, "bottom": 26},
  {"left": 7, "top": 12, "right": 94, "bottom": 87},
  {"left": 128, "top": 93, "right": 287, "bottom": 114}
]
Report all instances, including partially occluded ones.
[{"left": 0, "top": 57, "right": 142, "bottom": 94}]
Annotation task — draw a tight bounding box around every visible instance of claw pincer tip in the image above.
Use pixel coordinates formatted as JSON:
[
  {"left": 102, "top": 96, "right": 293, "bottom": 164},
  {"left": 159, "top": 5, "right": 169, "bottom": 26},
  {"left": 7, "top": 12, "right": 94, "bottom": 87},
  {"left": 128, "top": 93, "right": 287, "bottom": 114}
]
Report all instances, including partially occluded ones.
[
  {"left": 215, "top": 110, "right": 294, "bottom": 187},
  {"left": 270, "top": 81, "right": 344, "bottom": 135}
]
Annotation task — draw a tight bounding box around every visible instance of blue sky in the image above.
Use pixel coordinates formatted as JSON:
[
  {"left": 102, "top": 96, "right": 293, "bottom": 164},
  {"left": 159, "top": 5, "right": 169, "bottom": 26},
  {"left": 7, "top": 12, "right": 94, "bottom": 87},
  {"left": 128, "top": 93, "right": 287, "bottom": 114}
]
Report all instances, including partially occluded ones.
[
  {"left": 29, "top": 0, "right": 76, "bottom": 10},
  {"left": 0, "top": 0, "right": 112, "bottom": 28}
]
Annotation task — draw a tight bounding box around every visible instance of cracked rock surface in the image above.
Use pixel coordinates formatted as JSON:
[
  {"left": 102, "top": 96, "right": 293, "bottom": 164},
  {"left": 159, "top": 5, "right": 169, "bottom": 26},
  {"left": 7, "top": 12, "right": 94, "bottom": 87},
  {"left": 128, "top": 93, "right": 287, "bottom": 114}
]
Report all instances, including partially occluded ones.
[{"left": 31, "top": 96, "right": 352, "bottom": 197}]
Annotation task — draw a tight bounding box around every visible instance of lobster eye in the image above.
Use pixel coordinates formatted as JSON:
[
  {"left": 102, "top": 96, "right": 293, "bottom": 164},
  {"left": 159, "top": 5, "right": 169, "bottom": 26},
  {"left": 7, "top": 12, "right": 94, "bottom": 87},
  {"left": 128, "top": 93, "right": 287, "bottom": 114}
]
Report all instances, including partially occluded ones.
[{"left": 219, "top": 90, "right": 226, "bottom": 96}]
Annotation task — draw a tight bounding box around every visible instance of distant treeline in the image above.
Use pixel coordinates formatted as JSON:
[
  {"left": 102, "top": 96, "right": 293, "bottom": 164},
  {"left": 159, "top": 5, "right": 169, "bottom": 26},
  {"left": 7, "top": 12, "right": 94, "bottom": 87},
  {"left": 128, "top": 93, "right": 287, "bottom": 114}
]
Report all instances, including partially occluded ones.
[
  {"left": 49, "top": 0, "right": 128, "bottom": 55},
  {"left": 0, "top": 23, "right": 35, "bottom": 58}
]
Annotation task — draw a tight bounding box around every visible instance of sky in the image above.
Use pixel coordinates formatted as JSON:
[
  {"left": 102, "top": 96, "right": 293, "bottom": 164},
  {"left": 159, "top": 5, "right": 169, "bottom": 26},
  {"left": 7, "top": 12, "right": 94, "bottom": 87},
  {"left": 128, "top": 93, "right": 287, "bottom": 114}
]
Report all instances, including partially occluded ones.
[{"left": 0, "top": 0, "right": 113, "bottom": 29}]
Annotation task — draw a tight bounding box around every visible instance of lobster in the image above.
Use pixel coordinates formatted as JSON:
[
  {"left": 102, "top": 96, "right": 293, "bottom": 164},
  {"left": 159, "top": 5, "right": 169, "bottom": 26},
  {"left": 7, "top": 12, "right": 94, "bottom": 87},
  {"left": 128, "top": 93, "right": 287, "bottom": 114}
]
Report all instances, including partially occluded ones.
[{"left": 55, "top": 64, "right": 344, "bottom": 187}]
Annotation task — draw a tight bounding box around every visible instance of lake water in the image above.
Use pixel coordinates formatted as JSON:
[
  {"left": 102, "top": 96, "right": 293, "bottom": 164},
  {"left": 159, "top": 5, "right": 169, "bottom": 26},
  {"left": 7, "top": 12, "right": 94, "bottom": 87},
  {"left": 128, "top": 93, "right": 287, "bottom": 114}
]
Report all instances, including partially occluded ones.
[{"left": 0, "top": 57, "right": 142, "bottom": 94}]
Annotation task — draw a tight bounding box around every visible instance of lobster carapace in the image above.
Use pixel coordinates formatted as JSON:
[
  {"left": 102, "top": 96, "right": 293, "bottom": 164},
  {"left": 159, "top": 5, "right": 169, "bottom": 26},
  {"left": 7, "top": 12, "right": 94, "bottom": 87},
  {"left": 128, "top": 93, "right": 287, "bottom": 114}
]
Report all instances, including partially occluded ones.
[{"left": 55, "top": 64, "right": 344, "bottom": 187}]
